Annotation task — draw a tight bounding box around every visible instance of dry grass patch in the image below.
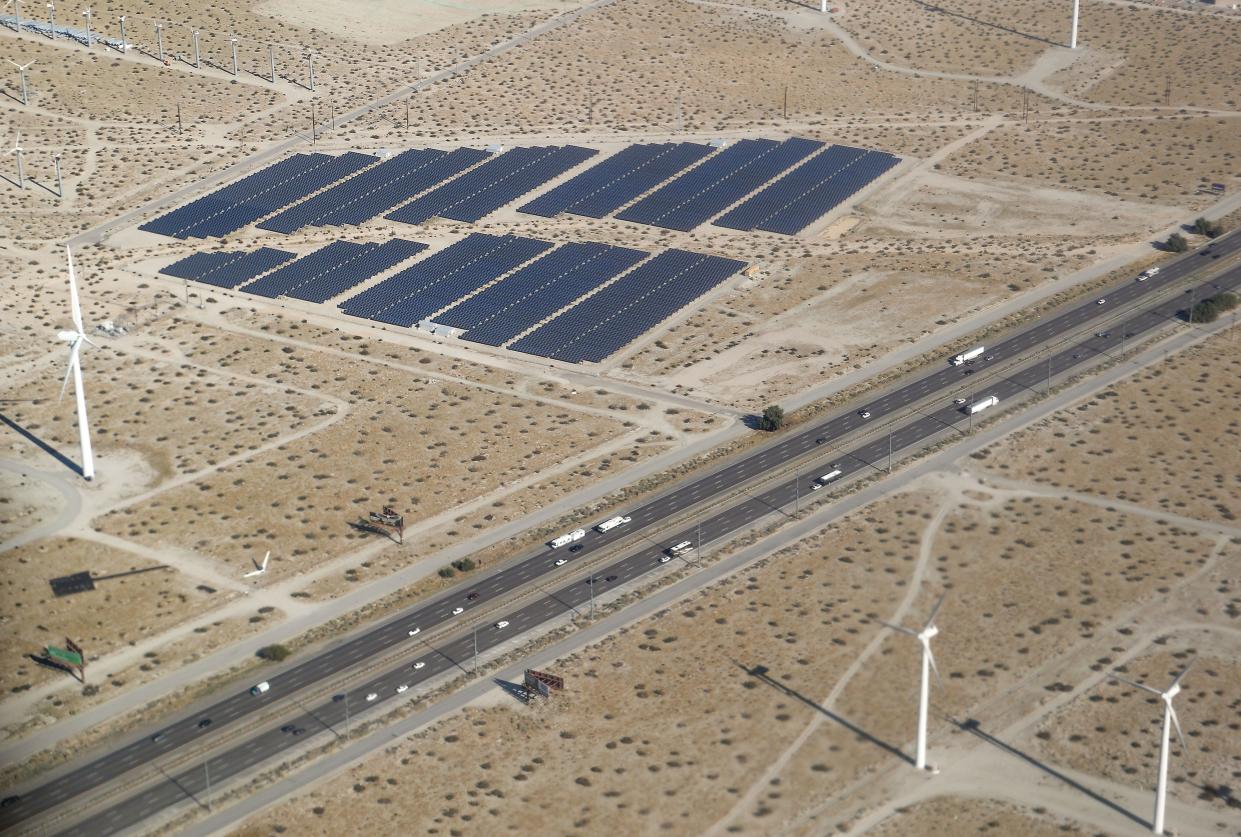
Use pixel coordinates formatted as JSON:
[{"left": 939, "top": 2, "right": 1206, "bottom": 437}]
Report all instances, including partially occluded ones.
[
  {"left": 970, "top": 332, "right": 1241, "bottom": 526},
  {"left": 0, "top": 536, "right": 236, "bottom": 697},
  {"left": 866, "top": 795, "right": 1092, "bottom": 836}
]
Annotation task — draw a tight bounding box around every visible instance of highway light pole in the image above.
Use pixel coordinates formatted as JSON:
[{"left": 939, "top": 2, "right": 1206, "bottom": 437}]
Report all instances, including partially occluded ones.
[
  {"left": 888, "top": 430, "right": 893, "bottom": 473},
  {"left": 472, "top": 627, "right": 478, "bottom": 673},
  {"left": 204, "top": 758, "right": 211, "bottom": 811},
  {"left": 589, "top": 573, "right": 595, "bottom": 620}
]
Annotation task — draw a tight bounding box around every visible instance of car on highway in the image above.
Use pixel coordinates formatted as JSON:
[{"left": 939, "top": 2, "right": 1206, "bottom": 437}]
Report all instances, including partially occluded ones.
[
  {"left": 412, "top": 661, "right": 425, "bottom": 670},
  {"left": 984, "top": 355, "right": 994, "bottom": 361},
  {"left": 281, "top": 724, "right": 296, "bottom": 733},
  {"left": 1096, "top": 331, "right": 1110, "bottom": 338},
  {"left": 816, "top": 437, "right": 826, "bottom": 444},
  {"left": 451, "top": 606, "right": 464, "bottom": 615},
  {"left": 554, "top": 557, "right": 568, "bottom": 567},
  {"left": 366, "top": 693, "right": 378, "bottom": 702},
  {"left": 1138, "top": 266, "right": 1159, "bottom": 281},
  {"left": 332, "top": 694, "right": 346, "bottom": 702},
  {"left": 858, "top": 410, "right": 872, "bottom": 419},
  {"left": 291, "top": 727, "right": 305, "bottom": 736},
  {"left": 963, "top": 368, "right": 975, "bottom": 375},
  {"left": 953, "top": 398, "right": 966, "bottom": 405},
  {"left": 494, "top": 620, "right": 510, "bottom": 629},
  {"left": 466, "top": 591, "right": 480, "bottom": 601},
  {"left": 197, "top": 718, "right": 212, "bottom": 729},
  {"left": 606, "top": 575, "right": 618, "bottom": 582},
  {"left": 1096, "top": 298, "right": 1106, "bottom": 305},
  {"left": 1, "top": 796, "right": 19, "bottom": 809},
  {"left": 151, "top": 732, "right": 167, "bottom": 744},
  {"left": 407, "top": 627, "right": 420, "bottom": 637},
  {"left": 658, "top": 554, "right": 673, "bottom": 564},
  {"left": 569, "top": 544, "right": 584, "bottom": 553},
  {"left": 396, "top": 684, "right": 409, "bottom": 694}
]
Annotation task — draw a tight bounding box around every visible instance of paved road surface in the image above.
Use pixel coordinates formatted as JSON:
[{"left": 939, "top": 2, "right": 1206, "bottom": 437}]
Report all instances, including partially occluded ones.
[{"left": 2, "top": 232, "right": 1237, "bottom": 834}]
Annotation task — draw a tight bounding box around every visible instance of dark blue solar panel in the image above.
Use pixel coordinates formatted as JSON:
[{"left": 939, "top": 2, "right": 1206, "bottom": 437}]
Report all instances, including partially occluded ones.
[
  {"left": 712, "top": 144, "right": 868, "bottom": 232},
  {"left": 443, "top": 146, "right": 597, "bottom": 222},
  {"left": 509, "top": 250, "right": 745, "bottom": 363},
  {"left": 517, "top": 144, "right": 668, "bottom": 218},
  {"left": 368, "top": 236, "right": 553, "bottom": 326},
  {"left": 256, "top": 149, "right": 442, "bottom": 235},
  {"left": 568, "top": 142, "right": 715, "bottom": 219},
  {"left": 286, "top": 239, "right": 428, "bottom": 304},
  {"left": 182, "top": 152, "right": 378, "bottom": 239},
  {"left": 385, "top": 148, "right": 542, "bottom": 225},
  {"left": 242, "top": 241, "right": 372, "bottom": 298},
  {"left": 458, "top": 244, "right": 648, "bottom": 347},
  {"left": 757, "top": 150, "right": 900, "bottom": 235},
  {"left": 325, "top": 147, "right": 490, "bottom": 226},
  {"left": 159, "top": 251, "right": 236, "bottom": 280},
  {"left": 339, "top": 233, "right": 509, "bottom": 320},
  {"left": 616, "top": 138, "right": 822, "bottom": 232},
  {"left": 195, "top": 247, "right": 298, "bottom": 289},
  {"left": 140, "top": 154, "right": 328, "bottom": 238}
]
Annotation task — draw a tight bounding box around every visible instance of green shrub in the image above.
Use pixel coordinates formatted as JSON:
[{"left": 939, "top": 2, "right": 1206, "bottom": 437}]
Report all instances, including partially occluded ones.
[{"left": 257, "top": 644, "right": 292, "bottom": 662}]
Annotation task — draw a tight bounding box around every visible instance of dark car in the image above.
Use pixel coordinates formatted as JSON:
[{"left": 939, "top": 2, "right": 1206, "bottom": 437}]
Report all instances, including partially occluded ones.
[
  {"left": 963, "top": 368, "right": 975, "bottom": 375},
  {"left": 197, "top": 718, "right": 212, "bottom": 729},
  {"left": 466, "top": 591, "right": 480, "bottom": 601},
  {"left": 606, "top": 575, "right": 618, "bottom": 582},
  {"left": 291, "top": 727, "right": 306, "bottom": 736},
  {"left": 569, "top": 544, "right": 584, "bottom": 553},
  {"left": 2, "top": 796, "right": 21, "bottom": 809},
  {"left": 333, "top": 693, "right": 346, "bottom": 702},
  {"left": 151, "top": 732, "right": 167, "bottom": 744},
  {"left": 281, "top": 724, "right": 297, "bottom": 734}
]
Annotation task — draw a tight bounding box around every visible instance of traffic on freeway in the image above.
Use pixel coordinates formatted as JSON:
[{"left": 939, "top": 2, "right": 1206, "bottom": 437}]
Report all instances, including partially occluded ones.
[{"left": 4, "top": 231, "right": 1237, "bottom": 835}]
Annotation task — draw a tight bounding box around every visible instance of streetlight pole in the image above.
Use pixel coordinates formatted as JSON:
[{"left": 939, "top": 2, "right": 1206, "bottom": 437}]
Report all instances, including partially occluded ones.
[
  {"left": 888, "top": 431, "right": 893, "bottom": 473},
  {"left": 204, "top": 758, "right": 211, "bottom": 811},
  {"left": 589, "top": 573, "right": 595, "bottom": 620},
  {"left": 472, "top": 627, "right": 478, "bottom": 673},
  {"left": 345, "top": 693, "right": 350, "bottom": 737}
]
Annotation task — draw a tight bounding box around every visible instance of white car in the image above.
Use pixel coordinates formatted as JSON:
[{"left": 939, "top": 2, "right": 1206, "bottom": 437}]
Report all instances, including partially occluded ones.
[
  {"left": 658, "top": 555, "right": 673, "bottom": 564},
  {"left": 1096, "top": 298, "right": 1106, "bottom": 305},
  {"left": 396, "top": 684, "right": 409, "bottom": 694},
  {"left": 407, "top": 627, "right": 420, "bottom": 637},
  {"left": 412, "top": 661, "right": 425, "bottom": 670},
  {"left": 494, "top": 620, "right": 509, "bottom": 629},
  {"left": 953, "top": 398, "right": 966, "bottom": 405},
  {"left": 451, "top": 606, "right": 464, "bottom": 615},
  {"left": 554, "top": 557, "right": 568, "bottom": 567},
  {"left": 366, "top": 692, "right": 378, "bottom": 702},
  {"left": 859, "top": 410, "right": 872, "bottom": 419}
]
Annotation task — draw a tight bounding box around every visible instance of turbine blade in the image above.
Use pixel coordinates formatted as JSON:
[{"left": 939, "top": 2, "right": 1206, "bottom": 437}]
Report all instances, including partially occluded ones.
[
  {"left": 261, "top": 550, "right": 270, "bottom": 571},
  {"left": 1110, "top": 673, "right": 1162, "bottom": 696},
  {"left": 925, "top": 642, "right": 943, "bottom": 688},
  {"left": 880, "top": 620, "right": 917, "bottom": 637},
  {"left": 1168, "top": 703, "right": 1189, "bottom": 753},
  {"left": 59, "top": 351, "right": 74, "bottom": 402},
  {"left": 1171, "top": 658, "right": 1195, "bottom": 689},
  {"left": 66, "top": 247, "right": 85, "bottom": 335},
  {"left": 923, "top": 592, "right": 947, "bottom": 630}
]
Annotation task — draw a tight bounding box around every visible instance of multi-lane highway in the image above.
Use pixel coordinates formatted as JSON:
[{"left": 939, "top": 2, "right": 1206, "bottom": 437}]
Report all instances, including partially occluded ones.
[{"left": 4, "top": 232, "right": 1239, "bottom": 835}]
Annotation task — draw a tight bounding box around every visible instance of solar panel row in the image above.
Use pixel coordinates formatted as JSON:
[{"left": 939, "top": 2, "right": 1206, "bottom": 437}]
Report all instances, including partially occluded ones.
[
  {"left": 712, "top": 144, "right": 868, "bottom": 232},
  {"left": 286, "top": 239, "right": 428, "bottom": 304},
  {"left": 616, "top": 138, "right": 823, "bottom": 232},
  {"left": 569, "top": 142, "right": 716, "bottom": 219},
  {"left": 139, "top": 154, "right": 326, "bottom": 238},
  {"left": 385, "top": 146, "right": 595, "bottom": 226},
  {"left": 509, "top": 249, "right": 746, "bottom": 363},
  {"left": 518, "top": 144, "right": 668, "bottom": 218},
  {"left": 180, "top": 151, "right": 379, "bottom": 240},
  {"left": 757, "top": 150, "right": 899, "bottom": 235},
  {"left": 244, "top": 241, "right": 371, "bottom": 298},
  {"left": 159, "top": 251, "right": 236, "bottom": 280},
  {"left": 323, "top": 147, "right": 490, "bottom": 227},
  {"left": 195, "top": 247, "right": 298, "bottom": 289},
  {"left": 448, "top": 243, "right": 649, "bottom": 347}
]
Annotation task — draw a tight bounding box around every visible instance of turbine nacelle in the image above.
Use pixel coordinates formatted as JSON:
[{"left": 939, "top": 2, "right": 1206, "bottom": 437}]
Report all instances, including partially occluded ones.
[{"left": 57, "top": 329, "right": 78, "bottom": 342}]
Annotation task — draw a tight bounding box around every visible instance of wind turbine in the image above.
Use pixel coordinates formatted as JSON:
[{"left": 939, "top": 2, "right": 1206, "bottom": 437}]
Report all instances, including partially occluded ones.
[
  {"left": 8, "top": 58, "right": 34, "bottom": 105},
  {"left": 243, "top": 550, "right": 271, "bottom": 578},
  {"left": 1110, "top": 660, "right": 1193, "bottom": 835},
  {"left": 882, "top": 593, "right": 946, "bottom": 772},
  {"left": 1070, "top": 0, "right": 1080, "bottom": 49},
  {"left": 7, "top": 131, "right": 24, "bottom": 188},
  {"left": 57, "top": 247, "right": 95, "bottom": 480}
]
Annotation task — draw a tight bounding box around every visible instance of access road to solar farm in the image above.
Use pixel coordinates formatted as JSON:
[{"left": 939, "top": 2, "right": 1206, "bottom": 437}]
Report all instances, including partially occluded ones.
[{"left": 5, "top": 228, "right": 1238, "bottom": 836}]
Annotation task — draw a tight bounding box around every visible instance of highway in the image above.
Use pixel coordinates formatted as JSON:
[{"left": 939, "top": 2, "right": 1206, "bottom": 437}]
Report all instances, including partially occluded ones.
[{"left": 2, "top": 232, "right": 1238, "bottom": 835}]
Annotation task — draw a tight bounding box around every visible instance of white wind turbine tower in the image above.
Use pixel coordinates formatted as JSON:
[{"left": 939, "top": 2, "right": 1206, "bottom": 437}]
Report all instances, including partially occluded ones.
[
  {"left": 7, "top": 131, "right": 24, "bottom": 188},
  {"left": 883, "top": 593, "right": 946, "bottom": 772},
  {"left": 1070, "top": 0, "right": 1080, "bottom": 49},
  {"left": 1110, "top": 661, "right": 1194, "bottom": 835},
  {"left": 57, "top": 246, "right": 96, "bottom": 480}
]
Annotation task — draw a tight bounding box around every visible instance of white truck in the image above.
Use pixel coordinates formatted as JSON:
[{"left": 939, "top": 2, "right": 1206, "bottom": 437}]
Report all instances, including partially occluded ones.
[
  {"left": 549, "top": 528, "right": 586, "bottom": 549},
  {"left": 811, "top": 469, "right": 843, "bottom": 490},
  {"left": 967, "top": 395, "right": 1000, "bottom": 415},
  {"left": 950, "top": 346, "right": 985, "bottom": 366},
  {"left": 250, "top": 681, "right": 270, "bottom": 696},
  {"left": 595, "top": 515, "right": 632, "bottom": 533},
  {"left": 662, "top": 540, "right": 695, "bottom": 562}
]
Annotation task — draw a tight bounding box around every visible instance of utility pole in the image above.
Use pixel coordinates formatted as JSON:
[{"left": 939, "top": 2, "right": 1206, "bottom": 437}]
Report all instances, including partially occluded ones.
[
  {"left": 81, "top": 7, "right": 91, "bottom": 46},
  {"left": 307, "top": 51, "right": 315, "bottom": 91},
  {"left": 330, "top": 101, "right": 335, "bottom": 130},
  {"left": 1164, "top": 76, "right": 1171, "bottom": 107},
  {"left": 230, "top": 35, "right": 238, "bottom": 76},
  {"left": 53, "top": 151, "right": 62, "bottom": 197},
  {"left": 46, "top": 1, "right": 54, "bottom": 39},
  {"left": 183, "top": 277, "right": 189, "bottom": 306},
  {"left": 1023, "top": 87, "right": 1029, "bottom": 125},
  {"left": 405, "top": 95, "right": 410, "bottom": 132},
  {"left": 973, "top": 80, "right": 979, "bottom": 113},
  {"left": 177, "top": 101, "right": 183, "bottom": 134},
  {"left": 310, "top": 101, "right": 316, "bottom": 145},
  {"left": 269, "top": 44, "right": 276, "bottom": 83},
  {"left": 192, "top": 29, "right": 200, "bottom": 68},
  {"left": 155, "top": 22, "right": 164, "bottom": 63},
  {"left": 782, "top": 84, "right": 788, "bottom": 120}
]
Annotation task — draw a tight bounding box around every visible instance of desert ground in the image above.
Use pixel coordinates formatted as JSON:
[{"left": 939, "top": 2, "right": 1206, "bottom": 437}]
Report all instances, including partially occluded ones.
[
  {"left": 2, "top": 0, "right": 1240, "bottom": 829},
  {"left": 239, "top": 326, "right": 1241, "bottom": 835}
]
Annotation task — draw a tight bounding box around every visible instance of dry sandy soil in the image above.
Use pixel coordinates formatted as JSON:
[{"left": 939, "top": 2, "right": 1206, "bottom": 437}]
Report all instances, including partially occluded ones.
[{"left": 237, "top": 326, "right": 1241, "bottom": 835}]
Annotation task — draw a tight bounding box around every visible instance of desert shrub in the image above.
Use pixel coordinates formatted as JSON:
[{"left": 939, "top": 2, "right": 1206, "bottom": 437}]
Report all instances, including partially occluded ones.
[
  {"left": 257, "top": 643, "right": 292, "bottom": 662},
  {"left": 758, "top": 405, "right": 785, "bottom": 432},
  {"left": 1166, "top": 232, "right": 1189, "bottom": 252}
]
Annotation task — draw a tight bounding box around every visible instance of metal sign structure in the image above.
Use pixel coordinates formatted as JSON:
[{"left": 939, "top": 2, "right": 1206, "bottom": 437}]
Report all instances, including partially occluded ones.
[
  {"left": 50, "top": 571, "right": 96, "bottom": 597},
  {"left": 524, "top": 668, "right": 564, "bottom": 699},
  {"left": 368, "top": 506, "right": 405, "bottom": 544}
]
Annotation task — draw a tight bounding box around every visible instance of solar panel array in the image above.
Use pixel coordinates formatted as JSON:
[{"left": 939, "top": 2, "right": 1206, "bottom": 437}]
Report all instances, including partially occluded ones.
[
  {"left": 385, "top": 146, "right": 597, "bottom": 226},
  {"left": 256, "top": 148, "right": 490, "bottom": 234},
  {"left": 714, "top": 145, "right": 899, "bottom": 235},
  {"left": 159, "top": 247, "right": 296, "bottom": 289},
  {"left": 509, "top": 250, "right": 746, "bottom": 363},
  {"left": 615, "top": 138, "right": 823, "bottom": 232},
  {"left": 339, "top": 233, "right": 553, "bottom": 326},
  {"left": 284, "top": 239, "right": 427, "bottom": 304},
  {"left": 518, "top": 142, "right": 714, "bottom": 219},
  {"left": 440, "top": 242, "right": 649, "bottom": 347},
  {"left": 141, "top": 152, "right": 377, "bottom": 240}
]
